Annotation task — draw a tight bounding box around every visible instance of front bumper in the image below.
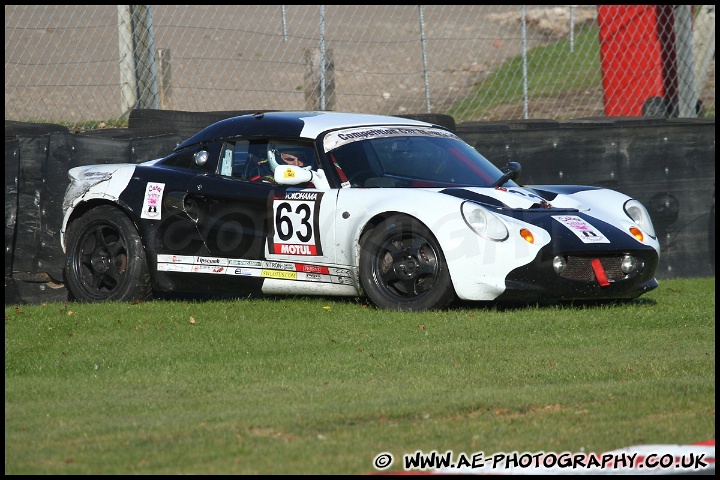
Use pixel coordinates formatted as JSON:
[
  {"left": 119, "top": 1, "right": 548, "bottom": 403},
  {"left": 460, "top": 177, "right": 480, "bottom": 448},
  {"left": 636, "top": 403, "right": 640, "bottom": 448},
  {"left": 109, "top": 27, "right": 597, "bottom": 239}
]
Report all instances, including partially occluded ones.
[{"left": 495, "top": 248, "right": 660, "bottom": 302}]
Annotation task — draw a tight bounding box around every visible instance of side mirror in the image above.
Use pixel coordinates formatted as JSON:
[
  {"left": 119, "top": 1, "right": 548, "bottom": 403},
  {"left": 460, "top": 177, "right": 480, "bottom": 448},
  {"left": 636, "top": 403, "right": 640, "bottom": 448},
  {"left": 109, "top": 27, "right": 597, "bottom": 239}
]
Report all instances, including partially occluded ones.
[
  {"left": 274, "top": 165, "right": 313, "bottom": 185},
  {"left": 492, "top": 161, "right": 522, "bottom": 188},
  {"left": 194, "top": 150, "right": 209, "bottom": 166},
  {"left": 503, "top": 161, "right": 521, "bottom": 181}
]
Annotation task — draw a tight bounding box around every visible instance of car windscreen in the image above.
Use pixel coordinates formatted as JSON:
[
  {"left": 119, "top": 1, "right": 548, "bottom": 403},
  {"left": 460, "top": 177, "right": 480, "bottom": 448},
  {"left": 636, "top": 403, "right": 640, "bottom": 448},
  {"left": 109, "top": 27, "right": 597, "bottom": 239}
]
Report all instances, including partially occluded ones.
[{"left": 323, "top": 126, "right": 507, "bottom": 188}]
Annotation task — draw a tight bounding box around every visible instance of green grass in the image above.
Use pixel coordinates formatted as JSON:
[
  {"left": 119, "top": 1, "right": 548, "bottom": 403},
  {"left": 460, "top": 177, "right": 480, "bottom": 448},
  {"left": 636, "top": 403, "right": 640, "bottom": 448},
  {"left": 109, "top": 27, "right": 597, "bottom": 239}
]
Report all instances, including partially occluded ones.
[
  {"left": 66, "top": 117, "right": 129, "bottom": 132},
  {"left": 5, "top": 277, "right": 715, "bottom": 474},
  {"left": 448, "top": 27, "right": 604, "bottom": 122},
  {"left": 447, "top": 23, "right": 715, "bottom": 122}
]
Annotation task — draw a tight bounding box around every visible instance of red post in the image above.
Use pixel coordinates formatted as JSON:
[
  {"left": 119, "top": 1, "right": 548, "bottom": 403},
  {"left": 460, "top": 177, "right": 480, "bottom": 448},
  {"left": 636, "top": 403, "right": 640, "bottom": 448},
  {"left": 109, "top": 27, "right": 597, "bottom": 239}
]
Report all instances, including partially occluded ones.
[{"left": 597, "top": 5, "right": 678, "bottom": 117}]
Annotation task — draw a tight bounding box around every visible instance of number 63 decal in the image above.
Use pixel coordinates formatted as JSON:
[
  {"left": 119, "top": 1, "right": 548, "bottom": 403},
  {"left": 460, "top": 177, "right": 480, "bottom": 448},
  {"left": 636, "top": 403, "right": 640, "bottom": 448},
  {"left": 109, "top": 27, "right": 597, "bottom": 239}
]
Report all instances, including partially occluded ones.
[{"left": 268, "top": 192, "right": 324, "bottom": 256}]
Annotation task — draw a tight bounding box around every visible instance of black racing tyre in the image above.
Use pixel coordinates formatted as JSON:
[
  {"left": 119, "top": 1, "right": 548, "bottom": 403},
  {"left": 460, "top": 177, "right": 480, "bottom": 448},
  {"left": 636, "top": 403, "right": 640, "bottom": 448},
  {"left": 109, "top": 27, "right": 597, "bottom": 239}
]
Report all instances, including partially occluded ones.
[
  {"left": 359, "top": 215, "right": 455, "bottom": 311},
  {"left": 128, "top": 109, "right": 278, "bottom": 139},
  {"left": 65, "top": 206, "right": 152, "bottom": 302},
  {"left": 5, "top": 120, "right": 70, "bottom": 138},
  {"left": 641, "top": 96, "right": 668, "bottom": 117},
  {"left": 709, "top": 190, "right": 715, "bottom": 273}
]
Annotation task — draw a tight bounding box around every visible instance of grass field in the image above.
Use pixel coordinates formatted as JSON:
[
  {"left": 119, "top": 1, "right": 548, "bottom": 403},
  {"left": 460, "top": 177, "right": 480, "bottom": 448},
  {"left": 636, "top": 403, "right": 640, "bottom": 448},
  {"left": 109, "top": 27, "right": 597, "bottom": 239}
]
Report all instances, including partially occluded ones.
[
  {"left": 4, "top": 277, "right": 715, "bottom": 474},
  {"left": 448, "top": 26, "right": 604, "bottom": 122}
]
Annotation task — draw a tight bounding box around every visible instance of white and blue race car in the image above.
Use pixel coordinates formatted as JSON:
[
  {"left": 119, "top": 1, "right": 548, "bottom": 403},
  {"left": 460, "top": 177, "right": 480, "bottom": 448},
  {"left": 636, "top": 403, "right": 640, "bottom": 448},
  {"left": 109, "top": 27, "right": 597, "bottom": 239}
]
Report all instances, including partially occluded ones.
[{"left": 61, "top": 111, "right": 660, "bottom": 311}]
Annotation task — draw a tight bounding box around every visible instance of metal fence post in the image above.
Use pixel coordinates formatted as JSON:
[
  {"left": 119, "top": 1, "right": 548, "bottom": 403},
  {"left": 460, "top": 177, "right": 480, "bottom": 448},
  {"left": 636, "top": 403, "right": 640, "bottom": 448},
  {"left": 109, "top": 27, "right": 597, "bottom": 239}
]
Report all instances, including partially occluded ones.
[
  {"left": 521, "top": 5, "right": 529, "bottom": 119},
  {"left": 132, "top": 5, "right": 159, "bottom": 110},
  {"left": 118, "top": 6, "right": 137, "bottom": 116},
  {"left": 419, "top": 5, "right": 431, "bottom": 113},
  {"left": 157, "top": 48, "right": 172, "bottom": 110},
  {"left": 304, "top": 47, "right": 335, "bottom": 111},
  {"left": 674, "top": 5, "right": 697, "bottom": 118}
]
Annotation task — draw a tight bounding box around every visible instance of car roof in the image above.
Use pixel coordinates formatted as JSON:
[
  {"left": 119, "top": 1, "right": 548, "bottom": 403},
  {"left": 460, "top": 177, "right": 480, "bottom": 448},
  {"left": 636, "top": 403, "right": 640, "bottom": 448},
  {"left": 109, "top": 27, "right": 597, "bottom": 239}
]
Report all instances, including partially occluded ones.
[{"left": 174, "top": 111, "right": 433, "bottom": 151}]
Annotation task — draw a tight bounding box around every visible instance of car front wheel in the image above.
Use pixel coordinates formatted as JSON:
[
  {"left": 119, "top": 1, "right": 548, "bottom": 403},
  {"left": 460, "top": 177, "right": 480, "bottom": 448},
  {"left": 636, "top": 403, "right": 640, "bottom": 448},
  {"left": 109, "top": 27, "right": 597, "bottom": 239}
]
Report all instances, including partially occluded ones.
[
  {"left": 65, "top": 205, "right": 152, "bottom": 302},
  {"left": 359, "top": 215, "right": 455, "bottom": 311}
]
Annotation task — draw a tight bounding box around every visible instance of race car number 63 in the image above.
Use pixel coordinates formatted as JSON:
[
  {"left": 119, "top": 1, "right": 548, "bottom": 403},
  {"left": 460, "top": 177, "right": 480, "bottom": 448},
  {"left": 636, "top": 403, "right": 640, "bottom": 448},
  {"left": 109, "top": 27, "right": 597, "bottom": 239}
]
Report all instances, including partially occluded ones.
[
  {"left": 275, "top": 201, "right": 312, "bottom": 242},
  {"left": 270, "top": 193, "right": 324, "bottom": 256}
]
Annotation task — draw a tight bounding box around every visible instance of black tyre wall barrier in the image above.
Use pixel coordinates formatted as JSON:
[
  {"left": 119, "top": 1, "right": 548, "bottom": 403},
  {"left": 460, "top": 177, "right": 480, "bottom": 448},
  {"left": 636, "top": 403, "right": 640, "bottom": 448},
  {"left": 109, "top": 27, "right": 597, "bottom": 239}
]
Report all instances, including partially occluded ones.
[
  {"left": 397, "top": 113, "right": 456, "bottom": 131},
  {"left": 128, "top": 109, "right": 279, "bottom": 141},
  {"left": 128, "top": 110, "right": 457, "bottom": 139},
  {"left": 5, "top": 120, "right": 183, "bottom": 304}
]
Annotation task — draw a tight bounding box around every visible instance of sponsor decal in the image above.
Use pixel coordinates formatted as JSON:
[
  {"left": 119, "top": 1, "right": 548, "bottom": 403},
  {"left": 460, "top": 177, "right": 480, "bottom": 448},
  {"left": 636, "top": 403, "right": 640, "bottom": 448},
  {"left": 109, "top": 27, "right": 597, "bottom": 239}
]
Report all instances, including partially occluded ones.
[
  {"left": 268, "top": 192, "right": 324, "bottom": 256},
  {"left": 323, "top": 126, "right": 459, "bottom": 152},
  {"left": 140, "top": 182, "right": 165, "bottom": 220},
  {"left": 228, "top": 259, "right": 262, "bottom": 267},
  {"left": 284, "top": 192, "right": 318, "bottom": 201},
  {"left": 195, "top": 256, "right": 227, "bottom": 265},
  {"left": 553, "top": 215, "right": 610, "bottom": 243},
  {"left": 262, "top": 270, "right": 298, "bottom": 280},
  {"left": 83, "top": 171, "right": 110, "bottom": 178},
  {"left": 191, "top": 265, "right": 226, "bottom": 274},
  {"left": 228, "top": 268, "right": 262, "bottom": 277},
  {"left": 156, "top": 254, "right": 353, "bottom": 284},
  {"left": 296, "top": 263, "right": 330, "bottom": 274},
  {"left": 157, "top": 254, "right": 194, "bottom": 264},
  {"left": 301, "top": 272, "right": 323, "bottom": 281},
  {"left": 276, "top": 244, "right": 318, "bottom": 255},
  {"left": 329, "top": 267, "right": 352, "bottom": 277},
  {"left": 157, "top": 263, "right": 193, "bottom": 272},
  {"left": 263, "top": 260, "right": 296, "bottom": 271}
]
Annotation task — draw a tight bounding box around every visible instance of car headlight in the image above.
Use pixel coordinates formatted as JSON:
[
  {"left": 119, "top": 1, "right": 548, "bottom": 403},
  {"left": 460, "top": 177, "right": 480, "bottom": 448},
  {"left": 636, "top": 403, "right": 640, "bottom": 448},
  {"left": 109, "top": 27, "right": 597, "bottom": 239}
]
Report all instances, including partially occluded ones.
[
  {"left": 624, "top": 199, "right": 656, "bottom": 239},
  {"left": 461, "top": 202, "right": 508, "bottom": 241}
]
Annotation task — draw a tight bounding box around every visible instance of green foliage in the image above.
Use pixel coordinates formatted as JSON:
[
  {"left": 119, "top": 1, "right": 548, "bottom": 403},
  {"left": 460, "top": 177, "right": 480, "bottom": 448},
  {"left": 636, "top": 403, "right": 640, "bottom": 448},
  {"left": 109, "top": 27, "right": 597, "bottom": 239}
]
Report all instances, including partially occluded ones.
[
  {"left": 10, "top": 117, "right": 129, "bottom": 133},
  {"left": 5, "top": 277, "right": 715, "bottom": 474},
  {"left": 66, "top": 117, "right": 129, "bottom": 132}
]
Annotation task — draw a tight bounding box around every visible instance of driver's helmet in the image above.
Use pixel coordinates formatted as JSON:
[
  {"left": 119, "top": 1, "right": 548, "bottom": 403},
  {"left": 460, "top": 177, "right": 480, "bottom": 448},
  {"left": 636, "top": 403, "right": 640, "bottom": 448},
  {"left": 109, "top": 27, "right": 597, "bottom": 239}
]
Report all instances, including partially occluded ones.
[{"left": 268, "top": 143, "right": 313, "bottom": 171}]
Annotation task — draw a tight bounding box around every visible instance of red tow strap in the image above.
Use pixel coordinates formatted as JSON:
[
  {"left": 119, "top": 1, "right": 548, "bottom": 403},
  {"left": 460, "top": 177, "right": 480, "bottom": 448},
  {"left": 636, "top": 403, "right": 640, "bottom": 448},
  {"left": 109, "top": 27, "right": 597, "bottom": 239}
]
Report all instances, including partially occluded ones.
[
  {"left": 330, "top": 153, "right": 349, "bottom": 185},
  {"left": 591, "top": 258, "right": 610, "bottom": 286}
]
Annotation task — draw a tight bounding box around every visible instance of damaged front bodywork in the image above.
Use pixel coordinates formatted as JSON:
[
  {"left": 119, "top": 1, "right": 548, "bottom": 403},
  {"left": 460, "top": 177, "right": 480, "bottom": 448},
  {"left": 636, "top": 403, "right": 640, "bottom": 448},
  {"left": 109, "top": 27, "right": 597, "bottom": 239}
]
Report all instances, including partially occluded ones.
[{"left": 60, "top": 164, "right": 138, "bottom": 251}]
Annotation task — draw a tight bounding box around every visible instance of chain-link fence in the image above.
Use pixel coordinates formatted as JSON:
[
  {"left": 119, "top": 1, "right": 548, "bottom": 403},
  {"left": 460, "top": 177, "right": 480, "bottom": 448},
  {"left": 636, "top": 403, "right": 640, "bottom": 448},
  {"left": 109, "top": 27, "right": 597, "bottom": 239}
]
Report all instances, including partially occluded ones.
[{"left": 5, "top": 5, "right": 715, "bottom": 130}]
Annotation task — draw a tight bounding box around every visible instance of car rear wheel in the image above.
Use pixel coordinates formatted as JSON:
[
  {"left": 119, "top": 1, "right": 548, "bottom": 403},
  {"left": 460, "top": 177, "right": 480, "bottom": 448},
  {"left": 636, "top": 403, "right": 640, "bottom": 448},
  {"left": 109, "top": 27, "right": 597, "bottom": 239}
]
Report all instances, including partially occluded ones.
[
  {"left": 65, "top": 206, "right": 151, "bottom": 302},
  {"left": 359, "top": 214, "right": 455, "bottom": 311}
]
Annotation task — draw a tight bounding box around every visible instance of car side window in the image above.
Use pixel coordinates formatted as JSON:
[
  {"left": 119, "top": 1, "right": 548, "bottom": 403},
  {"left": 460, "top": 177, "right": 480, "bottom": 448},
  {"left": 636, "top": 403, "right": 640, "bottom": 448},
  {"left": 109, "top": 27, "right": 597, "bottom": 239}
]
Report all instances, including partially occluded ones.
[
  {"left": 217, "top": 139, "right": 319, "bottom": 184},
  {"left": 217, "top": 140, "right": 257, "bottom": 180},
  {"left": 218, "top": 144, "right": 234, "bottom": 176},
  {"left": 331, "top": 140, "right": 384, "bottom": 187},
  {"left": 231, "top": 141, "right": 251, "bottom": 177}
]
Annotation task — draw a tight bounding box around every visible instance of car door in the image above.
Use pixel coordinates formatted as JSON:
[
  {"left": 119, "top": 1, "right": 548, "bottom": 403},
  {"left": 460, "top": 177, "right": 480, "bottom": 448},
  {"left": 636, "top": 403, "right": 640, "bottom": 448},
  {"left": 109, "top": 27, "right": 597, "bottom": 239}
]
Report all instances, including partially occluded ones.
[{"left": 183, "top": 139, "right": 338, "bottom": 287}]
